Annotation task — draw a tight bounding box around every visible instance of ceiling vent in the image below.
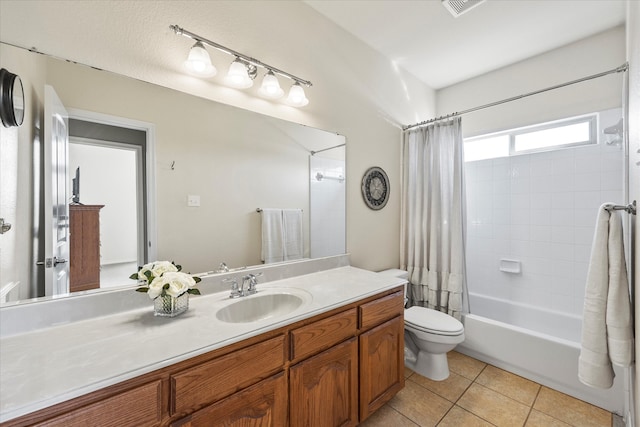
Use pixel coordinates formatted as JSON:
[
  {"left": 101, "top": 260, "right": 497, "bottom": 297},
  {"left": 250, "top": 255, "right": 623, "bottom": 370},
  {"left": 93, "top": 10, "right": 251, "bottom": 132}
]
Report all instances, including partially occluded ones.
[{"left": 442, "top": 0, "right": 487, "bottom": 17}]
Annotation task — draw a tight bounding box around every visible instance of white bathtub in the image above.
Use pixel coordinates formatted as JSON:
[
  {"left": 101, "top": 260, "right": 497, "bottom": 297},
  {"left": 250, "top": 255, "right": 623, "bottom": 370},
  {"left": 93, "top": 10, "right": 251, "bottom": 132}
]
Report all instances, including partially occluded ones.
[{"left": 457, "top": 293, "right": 626, "bottom": 415}]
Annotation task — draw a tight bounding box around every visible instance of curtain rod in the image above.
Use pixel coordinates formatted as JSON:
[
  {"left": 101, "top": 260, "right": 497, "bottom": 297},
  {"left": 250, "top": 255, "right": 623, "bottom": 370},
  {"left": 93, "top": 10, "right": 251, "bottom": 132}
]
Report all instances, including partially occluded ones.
[
  {"left": 403, "top": 62, "right": 629, "bottom": 131},
  {"left": 310, "top": 143, "right": 346, "bottom": 156}
]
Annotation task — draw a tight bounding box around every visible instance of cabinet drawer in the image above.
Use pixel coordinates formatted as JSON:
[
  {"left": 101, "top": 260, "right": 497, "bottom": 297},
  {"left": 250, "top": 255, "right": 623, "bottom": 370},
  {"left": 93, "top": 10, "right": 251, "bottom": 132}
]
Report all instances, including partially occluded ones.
[
  {"left": 359, "top": 290, "right": 404, "bottom": 331},
  {"left": 36, "top": 381, "right": 162, "bottom": 427},
  {"left": 171, "top": 335, "right": 285, "bottom": 415},
  {"left": 290, "top": 308, "right": 357, "bottom": 362},
  {"left": 171, "top": 372, "right": 287, "bottom": 427}
]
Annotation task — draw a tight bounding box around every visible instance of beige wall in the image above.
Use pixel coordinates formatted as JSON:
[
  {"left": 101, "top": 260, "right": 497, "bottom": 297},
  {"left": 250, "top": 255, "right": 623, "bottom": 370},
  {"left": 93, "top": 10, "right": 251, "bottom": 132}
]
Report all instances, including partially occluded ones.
[{"left": 437, "top": 26, "right": 626, "bottom": 137}]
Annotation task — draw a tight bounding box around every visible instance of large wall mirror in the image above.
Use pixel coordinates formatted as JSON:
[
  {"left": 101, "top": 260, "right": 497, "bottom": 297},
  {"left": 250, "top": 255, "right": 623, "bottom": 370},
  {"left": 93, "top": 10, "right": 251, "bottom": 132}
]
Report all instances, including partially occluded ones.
[{"left": 0, "top": 43, "right": 346, "bottom": 305}]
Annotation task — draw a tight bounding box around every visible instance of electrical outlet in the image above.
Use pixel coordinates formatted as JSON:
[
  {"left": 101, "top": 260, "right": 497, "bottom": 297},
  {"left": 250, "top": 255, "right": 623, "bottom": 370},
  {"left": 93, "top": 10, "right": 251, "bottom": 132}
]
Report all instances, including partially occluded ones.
[{"left": 187, "top": 195, "right": 200, "bottom": 207}]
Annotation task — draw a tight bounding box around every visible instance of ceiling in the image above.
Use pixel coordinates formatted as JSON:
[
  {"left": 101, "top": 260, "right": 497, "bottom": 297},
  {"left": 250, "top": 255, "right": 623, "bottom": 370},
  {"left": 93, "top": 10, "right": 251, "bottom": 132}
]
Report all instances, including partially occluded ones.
[{"left": 305, "top": 0, "right": 627, "bottom": 89}]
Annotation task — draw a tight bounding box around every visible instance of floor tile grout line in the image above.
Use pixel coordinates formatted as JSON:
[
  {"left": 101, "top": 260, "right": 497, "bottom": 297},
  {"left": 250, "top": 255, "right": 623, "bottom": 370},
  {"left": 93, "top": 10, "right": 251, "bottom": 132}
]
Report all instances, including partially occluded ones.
[
  {"left": 524, "top": 385, "right": 542, "bottom": 426},
  {"left": 387, "top": 404, "right": 421, "bottom": 427},
  {"left": 403, "top": 354, "right": 615, "bottom": 427}
]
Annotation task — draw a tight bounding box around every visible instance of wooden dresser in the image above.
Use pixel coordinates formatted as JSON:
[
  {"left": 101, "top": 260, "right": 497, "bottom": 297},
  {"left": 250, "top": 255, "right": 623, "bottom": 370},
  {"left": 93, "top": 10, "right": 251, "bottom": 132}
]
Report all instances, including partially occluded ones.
[{"left": 69, "top": 204, "right": 104, "bottom": 292}]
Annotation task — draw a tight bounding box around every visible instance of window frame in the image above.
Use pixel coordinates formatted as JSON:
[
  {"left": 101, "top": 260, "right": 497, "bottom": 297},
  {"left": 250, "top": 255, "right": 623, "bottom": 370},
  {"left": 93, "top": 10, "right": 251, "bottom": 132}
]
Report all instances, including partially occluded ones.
[{"left": 463, "top": 113, "right": 598, "bottom": 162}]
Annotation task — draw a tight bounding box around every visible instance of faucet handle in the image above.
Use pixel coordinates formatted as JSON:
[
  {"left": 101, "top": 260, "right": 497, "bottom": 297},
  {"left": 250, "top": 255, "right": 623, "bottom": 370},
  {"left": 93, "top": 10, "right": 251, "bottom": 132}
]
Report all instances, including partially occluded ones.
[
  {"left": 245, "top": 273, "right": 262, "bottom": 295},
  {"left": 222, "top": 277, "right": 241, "bottom": 298}
]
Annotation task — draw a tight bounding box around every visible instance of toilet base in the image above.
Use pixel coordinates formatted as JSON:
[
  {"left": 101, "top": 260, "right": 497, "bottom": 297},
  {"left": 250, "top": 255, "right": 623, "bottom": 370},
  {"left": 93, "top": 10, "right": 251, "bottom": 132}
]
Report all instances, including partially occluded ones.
[{"left": 404, "top": 350, "right": 451, "bottom": 381}]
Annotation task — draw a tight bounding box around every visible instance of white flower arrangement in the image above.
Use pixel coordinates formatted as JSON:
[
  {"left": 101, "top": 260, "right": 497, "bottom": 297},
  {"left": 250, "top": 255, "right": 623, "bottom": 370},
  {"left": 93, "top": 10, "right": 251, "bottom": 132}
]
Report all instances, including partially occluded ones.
[{"left": 131, "top": 261, "right": 201, "bottom": 299}]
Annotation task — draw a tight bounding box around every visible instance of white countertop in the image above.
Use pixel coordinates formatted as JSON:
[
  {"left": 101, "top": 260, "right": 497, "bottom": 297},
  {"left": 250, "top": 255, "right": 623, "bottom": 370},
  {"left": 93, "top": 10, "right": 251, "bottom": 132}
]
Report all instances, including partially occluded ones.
[{"left": 0, "top": 266, "right": 405, "bottom": 422}]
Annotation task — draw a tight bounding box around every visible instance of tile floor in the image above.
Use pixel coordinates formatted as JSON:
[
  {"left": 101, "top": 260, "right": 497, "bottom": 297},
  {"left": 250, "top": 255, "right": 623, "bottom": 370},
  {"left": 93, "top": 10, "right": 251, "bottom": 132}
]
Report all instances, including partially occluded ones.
[{"left": 361, "top": 351, "right": 623, "bottom": 427}]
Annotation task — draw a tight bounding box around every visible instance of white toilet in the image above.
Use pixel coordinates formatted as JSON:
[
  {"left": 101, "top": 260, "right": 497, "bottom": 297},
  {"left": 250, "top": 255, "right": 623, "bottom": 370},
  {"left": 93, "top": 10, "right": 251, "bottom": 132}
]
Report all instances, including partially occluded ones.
[{"left": 379, "top": 269, "right": 465, "bottom": 381}]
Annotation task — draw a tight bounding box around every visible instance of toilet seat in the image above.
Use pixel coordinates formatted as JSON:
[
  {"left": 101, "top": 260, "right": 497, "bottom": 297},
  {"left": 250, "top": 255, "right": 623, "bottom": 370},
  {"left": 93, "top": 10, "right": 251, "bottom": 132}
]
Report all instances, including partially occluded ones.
[{"left": 405, "top": 306, "right": 464, "bottom": 336}]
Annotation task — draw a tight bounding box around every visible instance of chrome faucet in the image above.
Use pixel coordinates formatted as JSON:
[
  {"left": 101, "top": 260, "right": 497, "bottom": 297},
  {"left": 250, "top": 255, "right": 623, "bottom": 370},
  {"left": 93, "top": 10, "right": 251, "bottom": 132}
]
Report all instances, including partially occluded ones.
[
  {"left": 242, "top": 273, "right": 260, "bottom": 296},
  {"left": 224, "top": 273, "right": 262, "bottom": 298},
  {"left": 223, "top": 277, "right": 241, "bottom": 298}
]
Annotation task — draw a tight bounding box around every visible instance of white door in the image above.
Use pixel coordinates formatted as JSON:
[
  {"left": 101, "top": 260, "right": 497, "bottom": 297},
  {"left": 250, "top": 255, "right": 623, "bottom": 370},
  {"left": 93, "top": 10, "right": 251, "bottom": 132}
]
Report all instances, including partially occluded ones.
[{"left": 44, "top": 85, "right": 70, "bottom": 296}]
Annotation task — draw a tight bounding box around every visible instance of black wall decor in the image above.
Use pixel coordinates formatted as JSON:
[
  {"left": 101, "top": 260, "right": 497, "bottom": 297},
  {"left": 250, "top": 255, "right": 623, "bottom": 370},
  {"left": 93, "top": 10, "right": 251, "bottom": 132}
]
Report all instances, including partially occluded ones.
[
  {"left": 0, "top": 68, "right": 25, "bottom": 127},
  {"left": 361, "top": 166, "right": 389, "bottom": 210}
]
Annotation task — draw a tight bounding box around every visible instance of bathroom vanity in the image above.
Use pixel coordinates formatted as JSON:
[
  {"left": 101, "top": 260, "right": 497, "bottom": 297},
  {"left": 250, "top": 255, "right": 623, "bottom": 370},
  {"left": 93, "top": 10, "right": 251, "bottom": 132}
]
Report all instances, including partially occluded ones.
[{"left": 0, "top": 265, "right": 406, "bottom": 426}]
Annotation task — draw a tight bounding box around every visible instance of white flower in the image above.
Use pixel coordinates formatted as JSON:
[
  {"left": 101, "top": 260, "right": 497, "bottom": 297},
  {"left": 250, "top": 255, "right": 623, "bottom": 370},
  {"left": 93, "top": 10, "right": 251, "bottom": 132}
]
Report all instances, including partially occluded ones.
[
  {"left": 138, "top": 261, "right": 178, "bottom": 282},
  {"left": 147, "top": 272, "right": 196, "bottom": 299},
  {"left": 147, "top": 276, "right": 166, "bottom": 299}
]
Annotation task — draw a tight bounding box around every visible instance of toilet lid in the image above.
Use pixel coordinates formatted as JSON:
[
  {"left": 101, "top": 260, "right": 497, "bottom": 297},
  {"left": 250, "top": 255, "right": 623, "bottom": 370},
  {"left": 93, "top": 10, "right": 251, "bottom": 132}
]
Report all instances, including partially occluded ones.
[{"left": 405, "top": 306, "right": 464, "bottom": 336}]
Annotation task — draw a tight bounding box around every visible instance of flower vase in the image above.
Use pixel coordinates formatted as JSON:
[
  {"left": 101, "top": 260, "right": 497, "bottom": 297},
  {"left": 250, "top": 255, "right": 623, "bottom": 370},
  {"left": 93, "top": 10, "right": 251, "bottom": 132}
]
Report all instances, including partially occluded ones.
[{"left": 154, "top": 293, "right": 189, "bottom": 317}]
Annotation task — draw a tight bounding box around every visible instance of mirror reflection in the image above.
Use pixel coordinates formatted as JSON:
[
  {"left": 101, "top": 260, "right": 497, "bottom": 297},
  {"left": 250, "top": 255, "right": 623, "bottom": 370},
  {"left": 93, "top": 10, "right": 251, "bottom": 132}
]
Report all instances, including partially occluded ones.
[{"left": 0, "top": 43, "right": 346, "bottom": 305}]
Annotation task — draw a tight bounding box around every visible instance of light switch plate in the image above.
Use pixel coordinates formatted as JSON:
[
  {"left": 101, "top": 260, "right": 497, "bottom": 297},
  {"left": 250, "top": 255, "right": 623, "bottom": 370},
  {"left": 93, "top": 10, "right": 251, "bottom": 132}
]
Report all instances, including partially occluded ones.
[{"left": 187, "top": 195, "right": 200, "bottom": 207}]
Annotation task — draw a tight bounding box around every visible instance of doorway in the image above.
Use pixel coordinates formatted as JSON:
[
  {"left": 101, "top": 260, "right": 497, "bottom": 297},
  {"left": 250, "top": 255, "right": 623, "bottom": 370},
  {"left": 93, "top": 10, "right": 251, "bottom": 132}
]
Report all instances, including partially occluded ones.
[{"left": 67, "top": 111, "right": 156, "bottom": 289}]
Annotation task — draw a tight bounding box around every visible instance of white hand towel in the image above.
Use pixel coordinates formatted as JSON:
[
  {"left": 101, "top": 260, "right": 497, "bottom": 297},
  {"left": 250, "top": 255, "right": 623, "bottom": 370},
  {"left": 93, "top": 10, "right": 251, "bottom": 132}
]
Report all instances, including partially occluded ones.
[
  {"left": 282, "top": 209, "right": 303, "bottom": 261},
  {"left": 579, "top": 206, "right": 614, "bottom": 388},
  {"left": 578, "top": 205, "right": 634, "bottom": 389},
  {"left": 261, "top": 208, "right": 284, "bottom": 264},
  {"left": 606, "top": 212, "right": 634, "bottom": 366}
]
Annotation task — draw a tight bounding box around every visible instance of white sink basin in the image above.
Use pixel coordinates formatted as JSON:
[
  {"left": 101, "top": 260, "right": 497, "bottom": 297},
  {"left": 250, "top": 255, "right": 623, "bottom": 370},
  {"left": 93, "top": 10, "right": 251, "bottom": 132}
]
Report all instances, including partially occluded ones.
[{"left": 216, "top": 289, "right": 311, "bottom": 323}]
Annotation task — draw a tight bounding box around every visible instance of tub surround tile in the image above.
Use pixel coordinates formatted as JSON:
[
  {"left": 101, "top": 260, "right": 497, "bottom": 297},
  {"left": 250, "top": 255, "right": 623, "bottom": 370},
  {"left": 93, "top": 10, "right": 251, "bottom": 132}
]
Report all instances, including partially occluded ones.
[
  {"left": 437, "top": 405, "right": 494, "bottom": 427},
  {"left": 466, "top": 136, "right": 623, "bottom": 322},
  {"left": 475, "top": 365, "right": 540, "bottom": 406},
  {"left": 457, "top": 383, "right": 531, "bottom": 427},
  {"left": 388, "top": 380, "right": 452, "bottom": 427},
  {"left": 409, "top": 371, "right": 471, "bottom": 403},
  {"left": 448, "top": 351, "right": 487, "bottom": 380},
  {"left": 533, "top": 386, "right": 612, "bottom": 427},
  {"left": 525, "top": 410, "right": 572, "bottom": 426}
]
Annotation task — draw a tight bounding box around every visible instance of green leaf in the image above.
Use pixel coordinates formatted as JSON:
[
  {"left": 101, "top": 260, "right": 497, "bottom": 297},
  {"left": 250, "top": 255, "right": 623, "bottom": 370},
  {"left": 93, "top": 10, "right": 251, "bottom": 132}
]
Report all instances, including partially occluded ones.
[
  {"left": 187, "top": 289, "right": 201, "bottom": 295},
  {"left": 129, "top": 273, "right": 139, "bottom": 280},
  {"left": 193, "top": 276, "right": 202, "bottom": 283},
  {"left": 135, "top": 287, "right": 149, "bottom": 293},
  {"left": 174, "top": 262, "right": 182, "bottom": 272},
  {"left": 143, "top": 270, "right": 153, "bottom": 281}
]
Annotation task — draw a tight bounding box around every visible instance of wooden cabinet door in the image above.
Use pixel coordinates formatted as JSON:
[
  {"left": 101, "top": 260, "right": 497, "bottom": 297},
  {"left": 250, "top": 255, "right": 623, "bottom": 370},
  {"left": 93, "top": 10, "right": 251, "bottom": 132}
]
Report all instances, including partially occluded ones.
[
  {"left": 289, "top": 338, "right": 358, "bottom": 427},
  {"left": 172, "top": 372, "right": 287, "bottom": 427},
  {"left": 359, "top": 316, "right": 405, "bottom": 422}
]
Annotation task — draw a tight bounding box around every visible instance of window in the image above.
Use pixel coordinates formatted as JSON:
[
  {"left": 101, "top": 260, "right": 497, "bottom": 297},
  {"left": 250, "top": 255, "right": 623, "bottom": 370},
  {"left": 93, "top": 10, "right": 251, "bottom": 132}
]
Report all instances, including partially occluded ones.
[
  {"left": 464, "top": 114, "right": 597, "bottom": 162},
  {"left": 464, "top": 135, "right": 509, "bottom": 162}
]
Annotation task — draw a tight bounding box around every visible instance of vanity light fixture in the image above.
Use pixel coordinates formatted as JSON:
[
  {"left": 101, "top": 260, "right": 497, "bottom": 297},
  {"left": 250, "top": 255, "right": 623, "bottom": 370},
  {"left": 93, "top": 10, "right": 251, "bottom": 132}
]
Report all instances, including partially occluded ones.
[
  {"left": 224, "top": 58, "right": 255, "bottom": 89},
  {"left": 183, "top": 41, "right": 217, "bottom": 77},
  {"left": 170, "top": 24, "right": 312, "bottom": 106},
  {"left": 286, "top": 82, "right": 309, "bottom": 107},
  {"left": 259, "top": 70, "right": 284, "bottom": 99}
]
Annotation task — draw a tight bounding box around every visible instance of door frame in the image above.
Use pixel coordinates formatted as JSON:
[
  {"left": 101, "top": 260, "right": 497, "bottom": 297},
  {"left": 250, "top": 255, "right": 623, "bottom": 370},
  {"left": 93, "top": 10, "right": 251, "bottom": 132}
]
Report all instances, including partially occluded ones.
[{"left": 66, "top": 108, "right": 157, "bottom": 264}]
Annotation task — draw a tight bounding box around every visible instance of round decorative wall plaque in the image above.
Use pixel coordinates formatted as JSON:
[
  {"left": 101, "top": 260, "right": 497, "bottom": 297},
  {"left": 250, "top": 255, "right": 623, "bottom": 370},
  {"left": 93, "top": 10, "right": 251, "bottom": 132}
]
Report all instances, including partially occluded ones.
[{"left": 361, "top": 166, "right": 389, "bottom": 210}]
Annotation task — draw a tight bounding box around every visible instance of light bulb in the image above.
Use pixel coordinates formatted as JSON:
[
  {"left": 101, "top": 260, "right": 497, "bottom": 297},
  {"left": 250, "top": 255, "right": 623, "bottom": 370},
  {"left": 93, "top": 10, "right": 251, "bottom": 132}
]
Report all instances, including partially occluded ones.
[
  {"left": 286, "top": 82, "right": 309, "bottom": 107},
  {"left": 259, "top": 71, "right": 284, "bottom": 99},
  {"left": 183, "top": 41, "right": 216, "bottom": 77},
  {"left": 224, "top": 58, "right": 254, "bottom": 89}
]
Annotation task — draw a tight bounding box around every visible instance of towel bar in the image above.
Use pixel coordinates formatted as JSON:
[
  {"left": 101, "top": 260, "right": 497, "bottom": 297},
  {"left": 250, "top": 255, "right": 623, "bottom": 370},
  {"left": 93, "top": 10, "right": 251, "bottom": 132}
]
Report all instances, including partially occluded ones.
[{"left": 603, "top": 200, "right": 636, "bottom": 215}]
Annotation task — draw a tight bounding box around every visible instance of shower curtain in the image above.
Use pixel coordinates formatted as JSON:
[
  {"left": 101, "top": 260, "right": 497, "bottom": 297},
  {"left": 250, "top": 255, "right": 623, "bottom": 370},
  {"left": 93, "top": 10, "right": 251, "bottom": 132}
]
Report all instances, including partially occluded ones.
[{"left": 400, "top": 117, "right": 467, "bottom": 319}]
